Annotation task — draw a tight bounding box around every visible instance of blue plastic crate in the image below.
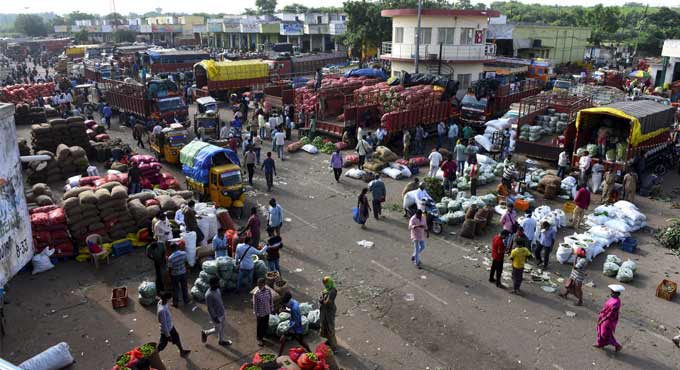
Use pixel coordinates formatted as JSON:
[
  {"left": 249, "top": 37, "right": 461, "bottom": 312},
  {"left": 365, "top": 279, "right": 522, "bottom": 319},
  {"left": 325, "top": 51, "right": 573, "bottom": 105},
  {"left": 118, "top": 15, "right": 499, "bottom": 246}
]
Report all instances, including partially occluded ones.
[
  {"left": 111, "top": 240, "right": 134, "bottom": 257},
  {"left": 620, "top": 237, "right": 637, "bottom": 253}
]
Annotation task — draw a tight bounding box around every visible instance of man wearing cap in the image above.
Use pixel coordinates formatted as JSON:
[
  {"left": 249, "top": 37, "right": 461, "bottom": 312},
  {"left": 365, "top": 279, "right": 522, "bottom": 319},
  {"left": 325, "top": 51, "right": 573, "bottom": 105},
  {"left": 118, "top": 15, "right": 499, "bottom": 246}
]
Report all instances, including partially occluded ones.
[
  {"left": 559, "top": 248, "right": 588, "bottom": 306},
  {"left": 594, "top": 284, "right": 624, "bottom": 352}
]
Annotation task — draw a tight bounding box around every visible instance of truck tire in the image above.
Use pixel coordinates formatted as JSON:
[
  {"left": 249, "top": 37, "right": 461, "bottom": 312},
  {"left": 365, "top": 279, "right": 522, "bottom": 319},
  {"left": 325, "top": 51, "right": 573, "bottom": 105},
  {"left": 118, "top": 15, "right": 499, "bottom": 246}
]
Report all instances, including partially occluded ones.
[{"left": 654, "top": 163, "right": 666, "bottom": 177}]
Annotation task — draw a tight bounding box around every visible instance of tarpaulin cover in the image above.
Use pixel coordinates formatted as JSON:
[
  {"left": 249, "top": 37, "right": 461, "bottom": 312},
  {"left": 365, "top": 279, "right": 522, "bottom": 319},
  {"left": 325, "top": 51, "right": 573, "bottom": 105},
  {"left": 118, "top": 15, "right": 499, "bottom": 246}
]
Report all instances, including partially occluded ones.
[
  {"left": 401, "top": 72, "right": 459, "bottom": 100},
  {"left": 180, "top": 141, "right": 240, "bottom": 184},
  {"left": 343, "top": 68, "right": 388, "bottom": 80},
  {"left": 180, "top": 140, "right": 211, "bottom": 168},
  {"left": 195, "top": 59, "right": 269, "bottom": 82},
  {"left": 575, "top": 100, "right": 674, "bottom": 147}
]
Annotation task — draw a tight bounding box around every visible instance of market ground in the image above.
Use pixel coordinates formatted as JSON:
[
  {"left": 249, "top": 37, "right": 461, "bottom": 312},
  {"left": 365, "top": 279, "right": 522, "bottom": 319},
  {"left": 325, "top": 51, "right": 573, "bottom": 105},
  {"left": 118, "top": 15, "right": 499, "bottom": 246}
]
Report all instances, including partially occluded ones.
[{"left": 3, "top": 105, "right": 680, "bottom": 370}]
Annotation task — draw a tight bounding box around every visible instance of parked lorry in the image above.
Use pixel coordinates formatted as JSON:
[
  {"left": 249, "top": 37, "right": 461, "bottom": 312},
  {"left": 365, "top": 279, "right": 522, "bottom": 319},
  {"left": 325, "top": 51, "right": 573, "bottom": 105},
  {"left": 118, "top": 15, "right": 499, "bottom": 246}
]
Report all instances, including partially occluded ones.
[
  {"left": 193, "top": 96, "right": 229, "bottom": 146},
  {"left": 179, "top": 141, "right": 244, "bottom": 214},
  {"left": 514, "top": 94, "right": 593, "bottom": 161},
  {"left": 150, "top": 123, "right": 189, "bottom": 164},
  {"left": 146, "top": 49, "right": 210, "bottom": 74},
  {"left": 571, "top": 100, "right": 676, "bottom": 175},
  {"left": 268, "top": 52, "right": 347, "bottom": 78},
  {"left": 193, "top": 59, "right": 270, "bottom": 99},
  {"left": 459, "top": 78, "right": 544, "bottom": 129},
  {"left": 102, "top": 78, "right": 189, "bottom": 125},
  {"left": 263, "top": 81, "right": 297, "bottom": 109}
]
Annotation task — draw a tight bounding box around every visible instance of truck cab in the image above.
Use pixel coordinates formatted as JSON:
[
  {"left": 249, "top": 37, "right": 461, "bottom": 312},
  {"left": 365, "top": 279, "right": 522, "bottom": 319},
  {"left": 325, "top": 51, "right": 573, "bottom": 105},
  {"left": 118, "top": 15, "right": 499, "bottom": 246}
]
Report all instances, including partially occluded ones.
[
  {"left": 194, "top": 96, "right": 221, "bottom": 136},
  {"left": 207, "top": 165, "right": 245, "bottom": 210},
  {"left": 460, "top": 94, "right": 490, "bottom": 125},
  {"left": 149, "top": 124, "right": 189, "bottom": 164},
  {"left": 147, "top": 79, "right": 189, "bottom": 124},
  {"left": 552, "top": 79, "right": 572, "bottom": 94}
]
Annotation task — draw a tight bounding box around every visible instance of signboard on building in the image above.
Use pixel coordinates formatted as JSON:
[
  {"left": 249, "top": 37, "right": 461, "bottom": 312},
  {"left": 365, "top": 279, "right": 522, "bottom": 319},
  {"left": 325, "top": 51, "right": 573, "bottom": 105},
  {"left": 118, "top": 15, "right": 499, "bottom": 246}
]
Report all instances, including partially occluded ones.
[
  {"left": 223, "top": 23, "right": 240, "bottom": 33},
  {"left": 0, "top": 104, "right": 33, "bottom": 287},
  {"left": 194, "top": 24, "right": 208, "bottom": 33},
  {"left": 280, "top": 23, "right": 303, "bottom": 36},
  {"left": 53, "top": 25, "right": 69, "bottom": 33},
  {"left": 208, "top": 23, "right": 222, "bottom": 33},
  {"left": 101, "top": 25, "right": 113, "bottom": 33},
  {"left": 140, "top": 25, "right": 152, "bottom": 33},
  {"left": 152, "top": 24, "right": 182, "bottom": 33},
  {"left": 240, "top": 22, "right": 259, "bottom": 33}
]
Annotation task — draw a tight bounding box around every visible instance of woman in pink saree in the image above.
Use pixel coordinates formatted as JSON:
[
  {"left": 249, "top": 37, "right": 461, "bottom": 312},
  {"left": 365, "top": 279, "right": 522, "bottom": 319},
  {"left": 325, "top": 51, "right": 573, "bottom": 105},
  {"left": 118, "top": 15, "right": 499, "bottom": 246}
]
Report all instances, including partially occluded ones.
[{"left": 594, "top": 284, "right": 624, "bottom": 351}]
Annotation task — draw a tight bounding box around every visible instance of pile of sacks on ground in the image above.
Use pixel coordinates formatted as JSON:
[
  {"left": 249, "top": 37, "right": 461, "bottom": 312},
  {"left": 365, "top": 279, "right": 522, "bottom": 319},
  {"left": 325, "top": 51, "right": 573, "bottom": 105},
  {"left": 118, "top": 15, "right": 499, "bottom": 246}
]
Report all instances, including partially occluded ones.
[
  {"left": 129, "top": 155, "right": 163, "bottom": 188},
  {"left": 602, "top": 254, "right": 637, "bottom": 283},
  {"left": 518, "top": 205, "right": 568, "bottom": 235},
  {"left": 452, "top": 154, "right": 499, "bottom": 190},
  {"left": 433, "top": 191, "right": 498, "bottom": 226},
  {"left": 190, "top": 256, "right": 269, "bottom": 299},
  {"left": 62, "top": 183, "right": 137, "bottom": 247},
  {"left": 127, "top": 189, "right": 194, "bottom": 230},
  {"left": 493, "top": 192, "right": 538, "bottom": 215},
  {"left": 30, "top": 116, "right": 92, "bottom": 154},
  {"left": 556, "top": 201, "right": 644, "bottom": 264},
  {"left": 25, "top": 183, "right": 56, "bottom": 208},
  {"left": 29, "top": 205, "right": 74, "bottom": 258},
  {"left": 14, "top": 104, "right": 47, "bottom": 125},
  {"left": 26, "top": 145, "right": 90, "bottom": 185}
]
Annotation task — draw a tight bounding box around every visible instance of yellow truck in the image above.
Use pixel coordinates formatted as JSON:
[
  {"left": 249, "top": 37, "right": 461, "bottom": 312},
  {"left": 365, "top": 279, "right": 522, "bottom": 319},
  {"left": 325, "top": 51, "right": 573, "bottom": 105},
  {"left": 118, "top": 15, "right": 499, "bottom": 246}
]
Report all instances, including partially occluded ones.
[
  {"left": 180, "top": 141, "right": 245, "bottom": 215},
  {"left": 150, "top": 124, "right": 189, "bottom": 164}
]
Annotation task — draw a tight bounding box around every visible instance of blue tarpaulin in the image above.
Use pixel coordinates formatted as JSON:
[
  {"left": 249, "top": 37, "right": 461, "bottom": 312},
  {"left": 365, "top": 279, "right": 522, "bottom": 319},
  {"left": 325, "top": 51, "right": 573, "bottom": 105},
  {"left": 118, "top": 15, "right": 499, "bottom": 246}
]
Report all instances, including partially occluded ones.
[
  {"left": 343, "top": 68, "right": 387, "bottom": 80},
  {"left": 180, "top": 141, "right": 240, "bottom": 184}
]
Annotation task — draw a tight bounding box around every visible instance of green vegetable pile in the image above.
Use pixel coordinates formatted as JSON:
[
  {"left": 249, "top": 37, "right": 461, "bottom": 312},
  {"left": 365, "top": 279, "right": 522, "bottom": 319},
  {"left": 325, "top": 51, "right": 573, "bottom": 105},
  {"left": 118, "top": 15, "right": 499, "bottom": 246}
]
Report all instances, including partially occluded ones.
[
  {"left": 116, "top": 354, "right": 130, "bottom": 367},
  {"left": 657, "top": 218, "right": 680, "bottom": 255},
  {"left": 243, "top": 365, "right": 262, "bottom": 370},
  {"left": 423, "top": 177, "right": 444, "bottom": 202},
  {"left": 259, "top": 353, "right": 276, "bottom": 362},
  {"left": 139, "top": 343, "right": 156, "bottom": 357},
  {"left": 300, "top": 136, "right": 311, "bottom": 145},
  {"left": 312, "top": 136, "right": 325, "bottom": 147},
  {"left": 320, "top": 142, "right": 336, "bottom": 154}
]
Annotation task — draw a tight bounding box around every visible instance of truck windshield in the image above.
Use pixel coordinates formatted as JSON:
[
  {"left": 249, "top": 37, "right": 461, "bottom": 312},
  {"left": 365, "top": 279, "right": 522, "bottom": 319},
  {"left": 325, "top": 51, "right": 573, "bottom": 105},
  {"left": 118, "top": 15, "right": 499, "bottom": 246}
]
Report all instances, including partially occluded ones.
[
  {"left": 220, "top": 170, "right": 242, "bottom": 187},
  {"left": 554, "top": 81, "right": 571, "bottom": 89},
  {"left": 158, "top": 97, "right": 184, "bottom": 112},
  {"left": 461, "top": 95, "right": 488, "bottom": 110},
  {"left": 202, "top": 103, "right": 218, "bottom": 112}
]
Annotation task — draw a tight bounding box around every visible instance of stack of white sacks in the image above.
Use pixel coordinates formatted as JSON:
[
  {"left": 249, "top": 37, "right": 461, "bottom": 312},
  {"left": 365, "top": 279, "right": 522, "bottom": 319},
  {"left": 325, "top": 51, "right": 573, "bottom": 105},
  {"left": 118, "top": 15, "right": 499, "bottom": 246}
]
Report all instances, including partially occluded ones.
[{"left": 556, "top": 201, "right": 646, "bottom": 264}]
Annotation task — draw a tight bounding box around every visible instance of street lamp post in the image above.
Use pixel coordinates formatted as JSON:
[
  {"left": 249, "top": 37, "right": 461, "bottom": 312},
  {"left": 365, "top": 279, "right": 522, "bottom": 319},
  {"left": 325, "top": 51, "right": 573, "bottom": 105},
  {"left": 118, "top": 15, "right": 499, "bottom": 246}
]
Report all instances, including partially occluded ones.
[{"left": 415, "top": 0, "right": 422, "bottom": 73}]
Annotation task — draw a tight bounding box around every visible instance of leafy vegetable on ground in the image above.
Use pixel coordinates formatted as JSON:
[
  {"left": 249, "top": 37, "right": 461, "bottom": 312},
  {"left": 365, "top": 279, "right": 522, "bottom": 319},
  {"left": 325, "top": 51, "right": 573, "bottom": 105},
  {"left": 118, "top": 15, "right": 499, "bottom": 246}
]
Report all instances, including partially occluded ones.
[
  {"left": 423, "top": 177, "right": 444, "bottom": 202},
  {"left": 657, "top": 218, "right": 680, "bottom": 255},
  {"left": 138, "top": 343, "right": 156, "bottom": 357}
]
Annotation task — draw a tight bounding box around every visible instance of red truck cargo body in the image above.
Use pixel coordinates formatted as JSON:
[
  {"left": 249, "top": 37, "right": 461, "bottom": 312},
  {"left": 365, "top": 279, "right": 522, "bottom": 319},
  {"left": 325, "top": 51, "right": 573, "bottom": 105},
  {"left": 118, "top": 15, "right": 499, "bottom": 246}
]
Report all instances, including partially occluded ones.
[{"left": 381, "top": 100, "right": 452, "bottom": 134}]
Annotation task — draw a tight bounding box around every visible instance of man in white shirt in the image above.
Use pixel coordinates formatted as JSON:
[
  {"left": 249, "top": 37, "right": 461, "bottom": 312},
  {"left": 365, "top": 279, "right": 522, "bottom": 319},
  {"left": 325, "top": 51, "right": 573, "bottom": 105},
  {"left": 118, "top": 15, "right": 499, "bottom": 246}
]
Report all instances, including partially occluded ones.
[
  {"left": 153, "top": 212, "right": 172, "bottom": 244},
  {"left": 557, "top": 151, "right": 569, "bottom": 179},
  {"left": 219, "top": 123, "right": 229, "bottom": 140},
  {"left": 415, "top": 183, "right": 433, "bottom": 211},
  {"left": 427, "top": 148, "right": 443, "bottom": 178},
  {"left": 578, "top": 151, "right": 592, "bottom": 185},
  {"left": 273, "top": 129, "right": 286, "bottom": 160}
]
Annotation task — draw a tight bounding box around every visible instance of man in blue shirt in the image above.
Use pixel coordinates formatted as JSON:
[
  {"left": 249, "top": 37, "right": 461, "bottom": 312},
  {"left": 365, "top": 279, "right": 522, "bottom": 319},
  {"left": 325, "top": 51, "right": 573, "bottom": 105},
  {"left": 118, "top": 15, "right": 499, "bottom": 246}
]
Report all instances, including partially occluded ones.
[
  {"left": 167, "top": 243, "right": 190, "bottom": 307},
  {"left": 534, "top": 221, "right": 557, "bottom": 270},
  {"left": 277, "top": 292, "right": 311, "bottom": 356},
  {"left": 212, "top": 228, "right": 228, "bottom": 258},
  {"left": 448, "top": 122, "right": 459, "bottom": 152},
  {"left": 102, "top": 103, "right": 112, "bottom": 129},
  {"left": 267, "top": 198, "right": 283, "bottom": 237},
  {"left": 261, "top": 152, "right": 276, "bottom": 192},
  {"left": 235, "top": 236, "right": 266, "bottom": 292}
]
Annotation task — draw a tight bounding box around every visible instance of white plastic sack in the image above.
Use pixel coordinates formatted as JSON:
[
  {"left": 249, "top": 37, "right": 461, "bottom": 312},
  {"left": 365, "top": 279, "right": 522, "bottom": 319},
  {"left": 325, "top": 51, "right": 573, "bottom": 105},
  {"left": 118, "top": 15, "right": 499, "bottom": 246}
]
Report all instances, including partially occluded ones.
[
  {"left": 32, "top": 248, "right": 55, "bottom": 275},
  {"left": 474, "top": 135, "right": 493, "bottom": 152},
  {"left": 181, "top": 231, "right": 197, "bottom": 267},
  {"left": 475, "top": 154, "right": 497, "bottom": 166},
  {"left": 86, "top": 165, "right": 100, "bottom": 177},
  {"left": 197, "top": 217, "right": 210, "bottom": 246},
  {"left": 603, "top": 262, "right": 620, "bottom": 277},
  {"left": 484, "top": 126, "right": 498, "bottom": 135},
  {"left": 616, "top": 267, "right": 634, "bottom": 283},
  {"left": 620, "top": 260, "right": 637, "bottom": 272},
  {"left": 605, "top": 219, "right": 634, "bottom": 234},
  {"left": 556, "top": 244, "right": 574, "bottom": 264},
  {"left": 605, "top": 254, "right": 622, "bottom": 265},
  {"left": 19, "top": 342, "right": 74, "bottom": 370},
  {"left": 589, "top": 170, "right": 603, "bottom": 193},
  {"left": 345, "top": 168, "right": 365, "bottom": 179},
  {"left": 301, "top": 144, "right": 318, "bottom": 154},
  {"left": 382, "top": 167, "right": 403, "bottom": 179},
  {"left": 204, "top": 213, "right": 218, "bottom": 241},
  {"left": 485, "top": 118, "right": 512, "bottom": 130},
  {"left": 67, "top": 175, "right": 81, "bottom": 188},
  {"left": 613, "top": 200, "right": 638, "bottom": 211}
]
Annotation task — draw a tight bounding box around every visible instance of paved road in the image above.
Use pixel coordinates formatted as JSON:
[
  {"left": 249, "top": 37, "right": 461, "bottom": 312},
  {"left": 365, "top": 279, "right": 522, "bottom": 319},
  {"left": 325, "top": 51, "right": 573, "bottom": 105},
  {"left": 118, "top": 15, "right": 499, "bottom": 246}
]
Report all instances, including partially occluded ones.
[{"left": 4, "top": 107, "right": 680, "bottom": 370}]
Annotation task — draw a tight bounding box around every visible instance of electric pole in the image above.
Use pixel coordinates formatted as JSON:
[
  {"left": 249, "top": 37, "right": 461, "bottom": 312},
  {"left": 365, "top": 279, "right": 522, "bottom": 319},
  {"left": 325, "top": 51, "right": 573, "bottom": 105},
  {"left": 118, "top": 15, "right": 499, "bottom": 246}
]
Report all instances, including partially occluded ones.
[{"left": 415, "top": 0, "right": 422, "bottom": 73}]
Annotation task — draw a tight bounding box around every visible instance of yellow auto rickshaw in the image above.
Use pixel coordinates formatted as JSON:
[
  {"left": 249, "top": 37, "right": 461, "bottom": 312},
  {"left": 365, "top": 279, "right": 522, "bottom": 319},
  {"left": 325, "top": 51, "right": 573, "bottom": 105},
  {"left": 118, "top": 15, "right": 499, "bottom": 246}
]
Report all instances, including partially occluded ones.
[{"left": 150, "top": 124, "right": 188, "bottom": 164}]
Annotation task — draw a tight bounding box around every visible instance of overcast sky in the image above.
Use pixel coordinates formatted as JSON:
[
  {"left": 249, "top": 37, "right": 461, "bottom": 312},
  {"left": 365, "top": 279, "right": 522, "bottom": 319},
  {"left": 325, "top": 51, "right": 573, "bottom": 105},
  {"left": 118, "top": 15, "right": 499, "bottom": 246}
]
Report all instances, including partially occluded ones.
[{"left": 2, "top": 0, "right": 676, "bottom": 15}]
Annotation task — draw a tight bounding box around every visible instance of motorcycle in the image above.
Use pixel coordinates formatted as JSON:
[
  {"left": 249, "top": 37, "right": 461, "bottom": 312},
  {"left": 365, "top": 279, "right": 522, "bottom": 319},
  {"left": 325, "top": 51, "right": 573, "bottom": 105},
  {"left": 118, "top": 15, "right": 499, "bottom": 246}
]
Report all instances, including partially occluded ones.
[{"left": 405, "top": 199, "right": 444, "bottom": 235}]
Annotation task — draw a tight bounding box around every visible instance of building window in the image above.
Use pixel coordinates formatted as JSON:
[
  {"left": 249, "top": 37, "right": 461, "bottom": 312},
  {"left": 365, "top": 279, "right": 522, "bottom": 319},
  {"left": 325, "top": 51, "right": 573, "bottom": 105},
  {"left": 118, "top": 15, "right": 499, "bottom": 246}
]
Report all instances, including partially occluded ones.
[
  {"left": 394, "top": 27, "right": 404, "bottom": 43},
  {"left": 460, "top": 28, "right": 474, "bottom": 45},
  {"left": 415, "top": 27, "right": 432, "bottom": 45},
  {"left": 438, "top": 28, "right": 455, "bottom": 45},
  {"left": 457, "top": 73, "right": 472, "bottom": 89},
  {"left": 317, "top": 16, "right": 323, "bottom": 24}
]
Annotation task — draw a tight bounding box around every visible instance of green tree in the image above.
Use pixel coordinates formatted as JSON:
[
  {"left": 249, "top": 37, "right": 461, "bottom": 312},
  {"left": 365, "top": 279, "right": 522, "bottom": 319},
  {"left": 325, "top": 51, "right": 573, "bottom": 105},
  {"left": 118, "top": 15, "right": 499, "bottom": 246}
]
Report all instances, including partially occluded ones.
[
  {"left": 65, "top": 11, "right": 98, "bottom": 23},
  {"left": 104, "top": 12, "right": 126, "bottom": 25},
  {"left": 281, "top": 3, "right": 309, "bottom": 13},
  {"left": 75, "top": 29, "right": 89, "bottom": 43},
  {"left": 14, "top": 14, "right": 48, "bottom": 36},
  {"left": 343, "top": 0, "right": 391, "bottom": 61},
  {"left": 454, "top": 0, "right": 473, "bottom": 10},
  {"left": 256, "top": 0, "right": 278, "bottom": 15}
]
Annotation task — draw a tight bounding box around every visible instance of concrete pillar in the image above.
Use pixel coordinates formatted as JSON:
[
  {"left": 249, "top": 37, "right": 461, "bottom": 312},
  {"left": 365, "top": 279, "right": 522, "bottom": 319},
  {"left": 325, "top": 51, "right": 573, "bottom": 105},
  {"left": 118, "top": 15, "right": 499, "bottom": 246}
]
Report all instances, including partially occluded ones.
[{"left": 321, "top": 34, "right": 326, "bottom": 52}]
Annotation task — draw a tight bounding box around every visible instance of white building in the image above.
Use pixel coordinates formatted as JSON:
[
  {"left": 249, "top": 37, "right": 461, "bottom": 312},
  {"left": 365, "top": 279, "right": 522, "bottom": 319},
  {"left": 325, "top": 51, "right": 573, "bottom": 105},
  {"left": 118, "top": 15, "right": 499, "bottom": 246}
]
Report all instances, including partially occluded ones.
[
  {"left": 380, "top": 8, "right": 499, "bottom": 90},
  {"left": 654, "top": 40, "right": 680, "bottom": 86}
]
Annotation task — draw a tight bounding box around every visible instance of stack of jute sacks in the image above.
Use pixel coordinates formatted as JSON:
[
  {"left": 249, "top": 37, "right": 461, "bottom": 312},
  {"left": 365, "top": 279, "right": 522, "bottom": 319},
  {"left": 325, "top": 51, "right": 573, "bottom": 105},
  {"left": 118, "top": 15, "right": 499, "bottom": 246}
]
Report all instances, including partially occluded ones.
[
  {"left": 63, "top": 183, "right": 138, "bottom": 247},
  {"left": 30, "top": 116, "right": 92, "bottom": 154},
  {"left": 26, "top": 145, "right": 90, "bottom": 185},
  {"left": 127, "top": 190, "right": 194, "bottom": 230}
]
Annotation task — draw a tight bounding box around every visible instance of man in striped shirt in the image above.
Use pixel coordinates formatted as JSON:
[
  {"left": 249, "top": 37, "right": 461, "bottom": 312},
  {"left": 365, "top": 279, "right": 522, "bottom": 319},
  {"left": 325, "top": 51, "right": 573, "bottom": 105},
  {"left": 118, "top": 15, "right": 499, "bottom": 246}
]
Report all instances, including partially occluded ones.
[
  {"left": 167, "top": 243, "right": 190, "bottom": 307},
  {"left": 253, "top": 278, "right": 274, "bottom": 346}
]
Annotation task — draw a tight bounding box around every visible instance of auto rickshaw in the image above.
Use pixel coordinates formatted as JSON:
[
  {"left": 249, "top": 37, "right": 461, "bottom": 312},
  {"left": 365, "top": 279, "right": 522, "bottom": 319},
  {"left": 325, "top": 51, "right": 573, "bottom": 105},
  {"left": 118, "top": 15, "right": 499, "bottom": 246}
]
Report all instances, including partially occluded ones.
[{"left": 149, "top": 123, "right": 188, "bottom": 164}]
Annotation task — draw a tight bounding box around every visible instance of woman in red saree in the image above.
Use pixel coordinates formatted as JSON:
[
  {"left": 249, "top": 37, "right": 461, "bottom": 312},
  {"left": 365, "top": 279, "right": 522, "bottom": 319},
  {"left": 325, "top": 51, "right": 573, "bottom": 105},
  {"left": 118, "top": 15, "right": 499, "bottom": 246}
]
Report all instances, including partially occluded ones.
[{"left": 594, "top": 284, "right": 624, "bottom": 351}]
